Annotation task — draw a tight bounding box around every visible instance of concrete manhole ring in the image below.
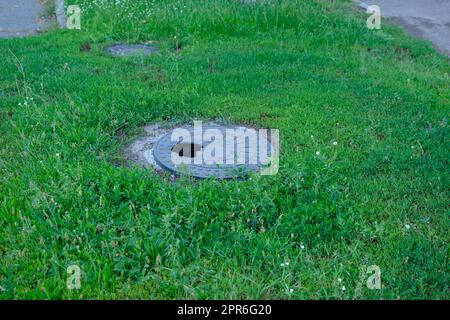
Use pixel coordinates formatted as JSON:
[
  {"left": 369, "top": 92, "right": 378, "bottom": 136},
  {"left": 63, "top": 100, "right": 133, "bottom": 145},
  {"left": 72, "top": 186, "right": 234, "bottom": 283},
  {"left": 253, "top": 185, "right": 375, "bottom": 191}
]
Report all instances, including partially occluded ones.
[
  {"left": 106, "top": 43, "right": 158, "bottom": 56},
  {"left": 152, "top": 125, "right": 274, "bottom": 179}
]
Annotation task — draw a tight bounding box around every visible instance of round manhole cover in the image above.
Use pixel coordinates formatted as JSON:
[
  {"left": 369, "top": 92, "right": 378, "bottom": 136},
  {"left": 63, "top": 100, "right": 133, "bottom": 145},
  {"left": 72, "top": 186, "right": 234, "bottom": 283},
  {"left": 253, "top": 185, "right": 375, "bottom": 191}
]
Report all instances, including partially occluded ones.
[
  {"left": 106, "top": 44, "right": 158, "bottom": 56},
  {"left": 153, "top": 124, "right": 276, "bottom": 179}
]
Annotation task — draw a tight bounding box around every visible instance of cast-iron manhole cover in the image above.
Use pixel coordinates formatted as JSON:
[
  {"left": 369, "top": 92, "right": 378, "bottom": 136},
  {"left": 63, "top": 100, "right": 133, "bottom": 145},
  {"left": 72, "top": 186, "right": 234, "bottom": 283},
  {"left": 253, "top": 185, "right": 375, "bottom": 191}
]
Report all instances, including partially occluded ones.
[
  {"left": 106, "top": 44, "right": 158, "bottom": 56},
  {"left": 153, "top": 125, "right": 276, "bottom": 179}
]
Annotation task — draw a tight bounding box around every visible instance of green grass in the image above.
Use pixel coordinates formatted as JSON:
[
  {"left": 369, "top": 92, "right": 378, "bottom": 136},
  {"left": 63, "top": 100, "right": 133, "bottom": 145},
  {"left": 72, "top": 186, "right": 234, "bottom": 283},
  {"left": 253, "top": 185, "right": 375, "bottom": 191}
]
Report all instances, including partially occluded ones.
[{"left": 0, "top": 0, "right": 448, "bottom": 299}]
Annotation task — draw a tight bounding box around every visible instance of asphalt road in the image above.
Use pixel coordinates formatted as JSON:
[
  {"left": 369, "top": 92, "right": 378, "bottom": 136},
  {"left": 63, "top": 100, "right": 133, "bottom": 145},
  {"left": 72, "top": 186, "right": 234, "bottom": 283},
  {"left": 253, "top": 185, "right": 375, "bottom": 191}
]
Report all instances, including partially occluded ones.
[{"left": 366, "top": 0, "right": 450, "bottom": 56}]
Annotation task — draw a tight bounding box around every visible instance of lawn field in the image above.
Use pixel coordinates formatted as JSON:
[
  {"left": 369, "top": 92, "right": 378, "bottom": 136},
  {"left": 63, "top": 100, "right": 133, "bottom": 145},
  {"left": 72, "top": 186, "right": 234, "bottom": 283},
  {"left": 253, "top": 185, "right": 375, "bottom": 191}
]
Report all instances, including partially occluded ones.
[{"left": 0, "top": 0, "right": 448, "bottom": 299}]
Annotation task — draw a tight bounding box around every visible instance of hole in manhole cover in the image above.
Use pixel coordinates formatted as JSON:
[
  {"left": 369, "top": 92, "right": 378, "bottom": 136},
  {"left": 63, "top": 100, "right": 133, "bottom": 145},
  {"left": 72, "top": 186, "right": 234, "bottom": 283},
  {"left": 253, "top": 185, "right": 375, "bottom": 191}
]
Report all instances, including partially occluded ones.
[
  {"left": 172, "top": 143, "right": 202, "bottom": 158},
  {"left": 124, "top": 122, "right": 279, "bottom": 180},
  {"left": 106, "top": 43, "right": 158, "bottom": 56}
]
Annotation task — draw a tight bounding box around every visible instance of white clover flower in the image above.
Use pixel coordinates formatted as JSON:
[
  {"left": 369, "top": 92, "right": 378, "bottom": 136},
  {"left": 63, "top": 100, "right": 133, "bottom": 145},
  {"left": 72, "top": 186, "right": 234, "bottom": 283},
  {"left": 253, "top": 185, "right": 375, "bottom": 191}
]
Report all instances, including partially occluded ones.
[
  {"left": 342, "top": 286, "right": 346, "bottom": 291},
  {"left": 338, "top": 278, "right": 343, "bottom": 283},
  {"left": 405, "top": 224, "right": 411, "bottom": 230},
  {"left": 316, "top": 151, "right": 320, "bottom": 156}
]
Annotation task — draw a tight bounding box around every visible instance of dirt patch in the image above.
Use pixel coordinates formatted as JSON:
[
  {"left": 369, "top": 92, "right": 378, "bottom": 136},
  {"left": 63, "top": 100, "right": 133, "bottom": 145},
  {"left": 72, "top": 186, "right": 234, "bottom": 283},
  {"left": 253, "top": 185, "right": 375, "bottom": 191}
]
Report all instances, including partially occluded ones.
[{"left": 123, "top": 123, "right": 175, "bottom": 170}]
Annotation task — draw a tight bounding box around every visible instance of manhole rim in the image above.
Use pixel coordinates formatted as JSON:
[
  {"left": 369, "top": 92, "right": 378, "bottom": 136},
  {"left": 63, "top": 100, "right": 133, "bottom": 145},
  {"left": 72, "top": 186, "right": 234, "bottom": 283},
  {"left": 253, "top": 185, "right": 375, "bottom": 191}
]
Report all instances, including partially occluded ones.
[{"left": 152, "top": 125, "right": 273, "bottom": 179}]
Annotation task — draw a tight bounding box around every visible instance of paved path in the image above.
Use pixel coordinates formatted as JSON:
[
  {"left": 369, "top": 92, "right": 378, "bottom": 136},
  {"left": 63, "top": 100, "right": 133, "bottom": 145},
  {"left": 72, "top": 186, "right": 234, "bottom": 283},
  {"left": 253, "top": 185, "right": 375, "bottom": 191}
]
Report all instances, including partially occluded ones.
[
  {"left": 0, "top": 0, "right": 48, "bottom": 38},
  {"left": 366, "top": 0, "right": 450, "bottom": 56}
]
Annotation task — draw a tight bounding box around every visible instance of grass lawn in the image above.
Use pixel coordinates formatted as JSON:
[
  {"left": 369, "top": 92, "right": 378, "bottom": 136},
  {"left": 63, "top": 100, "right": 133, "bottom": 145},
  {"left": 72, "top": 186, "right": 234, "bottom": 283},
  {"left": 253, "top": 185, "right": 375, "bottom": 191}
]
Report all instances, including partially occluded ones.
[{"left": 0, "top": 0, "right": 448, "bottom": 299}]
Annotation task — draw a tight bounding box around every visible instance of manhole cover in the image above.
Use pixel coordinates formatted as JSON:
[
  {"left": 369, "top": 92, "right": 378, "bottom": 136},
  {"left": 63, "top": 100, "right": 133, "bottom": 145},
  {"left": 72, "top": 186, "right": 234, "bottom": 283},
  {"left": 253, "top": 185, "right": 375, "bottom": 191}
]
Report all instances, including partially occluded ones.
[
  {"left": 106, "top": 44, "right": 158, "bottom": 56},
  {"left": 152, "top": 124, "right": 276, "bottom": 179}
]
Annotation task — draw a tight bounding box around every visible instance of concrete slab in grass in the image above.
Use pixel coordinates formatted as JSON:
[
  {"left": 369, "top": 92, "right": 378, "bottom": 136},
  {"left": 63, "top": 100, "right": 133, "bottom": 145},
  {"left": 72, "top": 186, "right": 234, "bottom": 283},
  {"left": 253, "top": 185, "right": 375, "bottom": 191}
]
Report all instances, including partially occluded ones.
[{"left": 0, "top": 0, "right": 50, "bottom": 38}]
